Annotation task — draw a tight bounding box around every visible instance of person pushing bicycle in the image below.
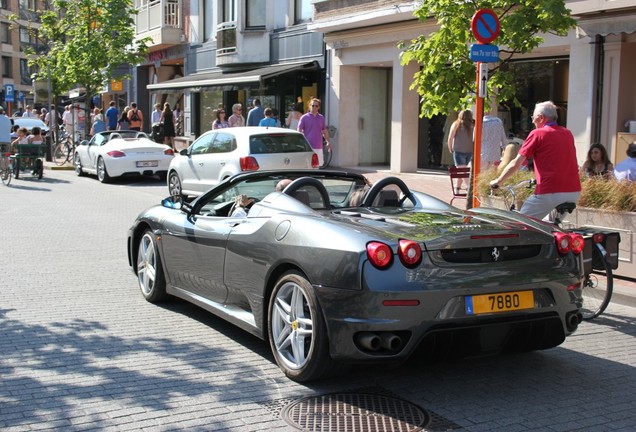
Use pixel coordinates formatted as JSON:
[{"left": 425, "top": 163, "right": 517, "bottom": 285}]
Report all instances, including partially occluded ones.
[{"left": 490, "top": 101, "right": 581, "bottom": 220}]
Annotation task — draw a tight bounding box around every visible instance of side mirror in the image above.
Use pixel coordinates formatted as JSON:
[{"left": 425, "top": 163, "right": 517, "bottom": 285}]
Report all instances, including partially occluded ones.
[
  {"left": 161, "top": 196, "right": 183, "bottom": 210},
  {"left": 80, "top": 140, "right": 89, "bottom": 146},
  {"left": 180, "top": 148, "right": 188, "bottom": 156}
]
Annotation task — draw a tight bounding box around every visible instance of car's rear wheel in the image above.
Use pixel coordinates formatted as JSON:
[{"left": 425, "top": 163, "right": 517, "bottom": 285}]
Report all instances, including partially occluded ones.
[
  {"left": 268, "top": 271, "right": 342, "bottom": 382},
  {"left": 168, "top": 171, "right": 183, "bottom": 198},
  {"left": 136, "top": 230, "right": 167, "bottom": 303},
  {"left": 97, "top": 157, "right": 111, "bottom": 183}
]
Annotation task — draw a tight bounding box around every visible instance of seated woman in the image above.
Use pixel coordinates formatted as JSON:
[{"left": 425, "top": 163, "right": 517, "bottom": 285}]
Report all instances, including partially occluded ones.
[{"left": 581, "top": 143, "right": 613, "bottom": 177}]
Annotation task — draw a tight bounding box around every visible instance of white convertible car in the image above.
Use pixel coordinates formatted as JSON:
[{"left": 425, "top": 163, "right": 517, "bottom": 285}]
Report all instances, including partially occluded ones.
[{"left": 74, "top": 131, "right": 175, "bottom": 183}]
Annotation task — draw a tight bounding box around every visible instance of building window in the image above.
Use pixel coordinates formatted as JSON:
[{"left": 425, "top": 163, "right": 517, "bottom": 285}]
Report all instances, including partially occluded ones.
[
  {"left": 1, "top": 23, "right": 10, "bottom": 44},
  {"left": 295, "top": 0, "right": 312, "bottom": 24},
  {"left": 2, "top": 56, "right": 11, "bottom": 77},
  {"left": 222, "top": 0, "right": 236, "bottom": 22},
  {"left": 204, "top": 0, "right": 214, "bottom": 41},
  {"left": 0, "top": 0, "right": 8, "bottom": 9},
  {"left": 246, "top": 0, "right": 265, "bottom": 28},
  {"left": 20, "top": 58, "right": 33, "bottom": 85}
]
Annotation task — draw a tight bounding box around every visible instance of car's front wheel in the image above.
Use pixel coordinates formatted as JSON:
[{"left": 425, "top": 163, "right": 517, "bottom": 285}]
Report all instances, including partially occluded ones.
[
  {"left": 97, "top": 157, "right": 111, "bottom": 183},
  {"left": 168, "top": 171, "right": 183, "bottom": 198},
  {"left": 268, "top": 271, "right": 341, "bottom": 382},
  {"left": 74, "top": 153, "right": 85, "bottom": 176},
  {"left": 136, "top": 230, "right": 167, "bottom": 303}
]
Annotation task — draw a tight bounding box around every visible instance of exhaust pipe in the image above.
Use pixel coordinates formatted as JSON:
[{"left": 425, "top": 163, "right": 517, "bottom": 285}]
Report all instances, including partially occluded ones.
[
  {"left": 355, "top": 332, "right": 381, "bottom": 351},
  {"left": 566, "top": 311, "right": 582, "bottom": 332},
  {"left": 380, "top": 333, "right": 402, "bottom": 351}
]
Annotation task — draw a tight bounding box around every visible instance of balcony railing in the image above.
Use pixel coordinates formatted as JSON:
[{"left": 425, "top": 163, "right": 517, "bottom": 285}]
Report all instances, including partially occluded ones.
[
  {"left": 136, "top": 0, "right": 181, "bottom": 33},
  {"left": 216, "top": 21, "right": 237, "bottom": 55},
  {"left": 135, "top": 0, "right": 183, "bottom": 49}
]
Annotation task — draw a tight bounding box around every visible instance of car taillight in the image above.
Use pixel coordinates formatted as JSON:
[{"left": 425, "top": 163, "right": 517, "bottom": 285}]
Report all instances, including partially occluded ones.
[
  {"left": 592, "top": 233, "right": 605, "bottom": 244},
  {"left": 164, "top": 148, "right": 174, "bottom": 156},
  {"left": 107, "top": 150, "right": 126, "bottom": 158},
  {"left": 398, "top": 239, "right": 422, "bottom": 267},
  {"left": 367, "top": 242, "right": 392, "bottom": 269},
  {"left": 311, "top": 153, "right": 319, "bottom": 168},
  {"left": 240, "top": 156, "right": 259, "bottom": 171},
  {"left": 570, "top": 233, "right": 584, "bottom": 255},
  {"left": 554, "top": 231, "right": 572, "bottom": 255}
]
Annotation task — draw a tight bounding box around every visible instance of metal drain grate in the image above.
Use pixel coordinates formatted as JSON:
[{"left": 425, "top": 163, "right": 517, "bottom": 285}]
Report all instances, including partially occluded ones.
[{"left": 281, "top": 392, "right": 429, "bottom": 432}]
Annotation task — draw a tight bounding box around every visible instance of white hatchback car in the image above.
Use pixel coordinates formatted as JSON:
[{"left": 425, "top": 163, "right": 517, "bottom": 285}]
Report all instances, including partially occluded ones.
[{"left": 167, "top": 127, "right": 318, "bottom": 197}]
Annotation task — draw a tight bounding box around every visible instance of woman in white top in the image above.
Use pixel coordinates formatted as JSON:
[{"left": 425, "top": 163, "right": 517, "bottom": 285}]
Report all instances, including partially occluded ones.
[{"left": 286, "top": 102, "right": 304, "bottom": 130}]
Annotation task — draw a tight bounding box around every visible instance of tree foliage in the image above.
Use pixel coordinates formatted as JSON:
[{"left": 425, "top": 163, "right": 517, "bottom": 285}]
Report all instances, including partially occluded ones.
[
  {"left": 399, "top": 0, "right": 576, "bottom": 117},
  {"left": 25, "top": 0, "right": 148, "bottom": 103}
]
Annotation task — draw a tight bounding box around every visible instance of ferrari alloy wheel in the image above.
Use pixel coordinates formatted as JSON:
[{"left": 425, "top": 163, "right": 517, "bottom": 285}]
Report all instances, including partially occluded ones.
[
  {"left": 137, "top": 230, "right": 167, "bottom": 303},
  {"left": 97, "top": 157, "right": 111, "bottom": 183},
  {"left": 268, "top": 271, "right": 339, "bottom": 382}
]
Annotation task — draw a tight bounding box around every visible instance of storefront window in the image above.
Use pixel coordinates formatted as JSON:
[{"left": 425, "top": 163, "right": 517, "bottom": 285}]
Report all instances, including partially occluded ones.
[
  {"left": 200, "top": 89, "right": 224, "bottom": 133},
  {"left": 502, "top": 59, "right": 569, "bottom": 139}
]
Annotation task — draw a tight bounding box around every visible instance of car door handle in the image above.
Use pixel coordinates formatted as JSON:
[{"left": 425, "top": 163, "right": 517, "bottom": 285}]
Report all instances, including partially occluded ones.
[
  {"left": 220, "top": 161, "right": 226, "bottom": 166},
  {"left": 198, "top": 162, "right": 204, "bottom": 166}
]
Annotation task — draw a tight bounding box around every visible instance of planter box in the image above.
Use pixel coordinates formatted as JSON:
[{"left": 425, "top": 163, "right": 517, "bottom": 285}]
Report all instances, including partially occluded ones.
[{"left": 479, "top": 196, "right": 636, "bottom": 279}]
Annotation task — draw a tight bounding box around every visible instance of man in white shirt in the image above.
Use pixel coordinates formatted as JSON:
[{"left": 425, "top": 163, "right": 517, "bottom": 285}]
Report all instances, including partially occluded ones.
[
  {"left": 151, "top": 103, "right": 162, "bottom": 124},
  {"left": 614, "top": 143, "right": 636, "bottom": 181},
  {"left": 480, "top": 114, "right": 507, "bottom": 170},
  {"left": 22, "top": 105, "right": 37, "bottom": 118}
]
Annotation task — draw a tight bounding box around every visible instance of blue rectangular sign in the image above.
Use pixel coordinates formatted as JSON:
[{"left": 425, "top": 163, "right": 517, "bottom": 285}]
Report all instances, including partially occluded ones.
[
  {"left": 4, "top": 84, "right": 14, "bottom": 102},
  {"left": 470, "top": 44, "right": 499, "bottom": 63}
]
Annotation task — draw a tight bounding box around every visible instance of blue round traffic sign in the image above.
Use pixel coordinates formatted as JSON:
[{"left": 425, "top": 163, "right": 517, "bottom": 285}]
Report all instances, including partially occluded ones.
[{"left": 471, "top": 9, "right": 500, "bottom": 44}]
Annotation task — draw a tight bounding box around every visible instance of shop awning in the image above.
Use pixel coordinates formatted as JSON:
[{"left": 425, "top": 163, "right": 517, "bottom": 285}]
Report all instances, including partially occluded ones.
[
  {"left": 576, "top": 13, "right": 636, "bottom": 38},
  {"left": 147, "top": 62, "right": 317, "bottom": 91}
]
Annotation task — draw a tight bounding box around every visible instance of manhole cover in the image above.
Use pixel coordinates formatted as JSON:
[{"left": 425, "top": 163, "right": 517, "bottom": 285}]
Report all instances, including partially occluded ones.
[{"left": 281, "top": 392, "right": 429, "bottom": 432}]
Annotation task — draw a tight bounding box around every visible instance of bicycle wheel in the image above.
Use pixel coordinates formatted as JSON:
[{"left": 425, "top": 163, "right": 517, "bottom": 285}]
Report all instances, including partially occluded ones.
[
  {"left": 0, "top": 163, "right": 11, "bottom": 186},
  {"left": 580, "top": 243, "right": 613, "bottom": 320},
  {"left": 53, "top": 141, "right": 69, "bottom": 165}
]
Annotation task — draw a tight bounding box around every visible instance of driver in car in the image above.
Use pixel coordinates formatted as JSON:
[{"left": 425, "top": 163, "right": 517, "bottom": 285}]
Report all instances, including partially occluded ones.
[{"left": 230, "top": 194, "right": 253, "bottom": 218}]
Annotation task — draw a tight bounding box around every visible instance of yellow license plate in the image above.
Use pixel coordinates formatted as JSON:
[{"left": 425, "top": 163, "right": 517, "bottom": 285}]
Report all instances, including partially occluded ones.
[{"left": 465, "top": 291, "right": 534, "bottom": 315}]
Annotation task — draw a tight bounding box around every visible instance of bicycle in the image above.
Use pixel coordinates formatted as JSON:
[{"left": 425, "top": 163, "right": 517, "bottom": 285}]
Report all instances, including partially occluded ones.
[
  {"left": 492, "top": 178, "right": 618, "bottom": 320},
  {"left": 52, "top": 127, "right": 78, "bottom": 166},
  {"left": 1, "top": 143, "right": 13, "bottom": 186}
]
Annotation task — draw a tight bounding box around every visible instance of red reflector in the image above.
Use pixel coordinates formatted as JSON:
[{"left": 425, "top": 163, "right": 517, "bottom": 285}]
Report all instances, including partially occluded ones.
[
  {"left": 383, "top": 300, "right": 420, "bottom": 307},
  {"left": 592, "top": 233, "right": 605, "bottom": 244},
  {"left": 164, "top": 148, "right": 174, "bottom": 156},
  {"left": 107, "top": 150, "right": 126, "bottom": 158},
  {"left": 367, "top": 241, "right": 392, "bottom": 269},
  {"left": 470, "top": 233, "right": 519, "bottom": 239},
  {"left": 311, "top": 153, "right": 319, "bottom": 168},
  {"left": 567, "top": 282, "right": 580, "bottom": 292},
  {"left": 240, "top": 156, "right": 259, "bottom": 171},
  {"left": 398, "top": 239, "right": 422, "bottom": 267}
]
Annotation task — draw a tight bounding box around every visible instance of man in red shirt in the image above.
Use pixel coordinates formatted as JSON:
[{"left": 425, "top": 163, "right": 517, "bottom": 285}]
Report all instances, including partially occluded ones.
[{"left": 490, "top": 101, "right": 581, "bottom": 220}]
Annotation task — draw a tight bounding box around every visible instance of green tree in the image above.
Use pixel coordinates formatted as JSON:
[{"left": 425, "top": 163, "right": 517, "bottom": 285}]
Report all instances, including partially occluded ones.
[
  {"left": 26, "top": 0, "right": 148, "bottom": 132},
  {"left": 399, "top": 0, "right": 576, "bottom": 117}
]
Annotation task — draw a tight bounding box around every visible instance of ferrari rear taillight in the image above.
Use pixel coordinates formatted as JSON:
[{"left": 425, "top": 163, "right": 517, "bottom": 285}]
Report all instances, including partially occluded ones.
[
  {"left": 164, "top": 148, "right": 174, "bottom": 156},
  {"left": 398, "top": 239, "right": 422, "bottom": 267},
  {"left": 570, "top": 233, "right": 584, "bottom": 255},
  {"left": 240, "top": 156, "right": 259, "bottom": 171},
  {"left": 367, "top": 242, "right": 392, "bottom": 269},
  {"left": 107, "top": 150, "right": 126, "bottom": 158},
  {"left": 554, "top": 231, "right": 572, "bottom": 255},
  {"left": 311, "top": 153, "right": 319, "bottom": 168}
]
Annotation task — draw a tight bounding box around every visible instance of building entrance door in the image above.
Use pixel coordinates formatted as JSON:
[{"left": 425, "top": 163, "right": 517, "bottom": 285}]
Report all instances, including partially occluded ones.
[{"left": 359, "top": 67, "right": 390, "bottom": 165}]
